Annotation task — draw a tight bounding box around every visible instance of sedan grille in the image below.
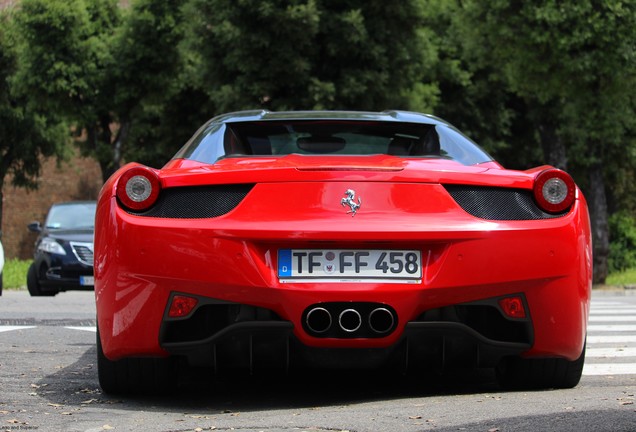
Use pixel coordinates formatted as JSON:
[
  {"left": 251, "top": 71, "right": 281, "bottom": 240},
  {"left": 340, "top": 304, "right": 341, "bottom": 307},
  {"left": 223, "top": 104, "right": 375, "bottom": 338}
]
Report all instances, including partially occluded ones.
[
  {"left": 70, "top": 242, "right": 94, "bottom": 266},
  {"left": 124, "top": 184, "right": 255, "bottom": 218},
  {"left": 444, "top": 185, "right": 568, "bottom": 220}
]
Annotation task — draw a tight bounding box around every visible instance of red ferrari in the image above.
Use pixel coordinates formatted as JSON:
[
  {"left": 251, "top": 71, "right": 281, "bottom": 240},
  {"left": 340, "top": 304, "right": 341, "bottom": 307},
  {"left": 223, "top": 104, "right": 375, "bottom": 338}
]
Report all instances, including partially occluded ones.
[{"left": 94, "top": 110, "right": 592, "bottom": 394}]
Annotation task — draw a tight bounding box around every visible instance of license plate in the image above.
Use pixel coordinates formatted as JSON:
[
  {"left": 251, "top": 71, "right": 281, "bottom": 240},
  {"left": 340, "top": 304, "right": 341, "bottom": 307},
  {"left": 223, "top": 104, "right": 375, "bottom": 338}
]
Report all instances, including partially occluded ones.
[
  {"left": 278, "top": 249, "right": 422, "bottom": 283},
  {"left": 79, "top": 276, "right": 94, "bottom": 286}
]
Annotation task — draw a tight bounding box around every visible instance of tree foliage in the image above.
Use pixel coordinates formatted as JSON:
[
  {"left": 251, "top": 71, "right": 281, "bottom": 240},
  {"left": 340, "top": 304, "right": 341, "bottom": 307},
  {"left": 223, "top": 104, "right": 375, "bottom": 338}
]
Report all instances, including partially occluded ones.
[
  {"left": 443, "top": 0, "right": 636, "bottom": 283},
  {"left": 183, "top": 0, "right": 438, "bottom": 112},
  {"left": 609, "top": 210, "right": 636, "bottom": 273},
  {"left": 12, "top": 0, "right": 122, "bottom": 180},
  {"left": 2, "top": 0, "right": 636, "bottom": 282},
  {"left": 0, "top": 10, "right": 68, "bottom": 231},
  {"left": 116, "top": 0, "right": 211, "bottom": 168},
  {"left": 10, "top": 0, "right": 190, "bottom": 180}
]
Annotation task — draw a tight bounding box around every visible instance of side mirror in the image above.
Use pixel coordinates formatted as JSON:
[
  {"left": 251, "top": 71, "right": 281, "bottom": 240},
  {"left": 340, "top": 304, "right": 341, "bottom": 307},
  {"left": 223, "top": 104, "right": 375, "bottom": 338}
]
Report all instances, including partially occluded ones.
[{"left": 27, "top": 222, "right": 42, "bottom": 233}]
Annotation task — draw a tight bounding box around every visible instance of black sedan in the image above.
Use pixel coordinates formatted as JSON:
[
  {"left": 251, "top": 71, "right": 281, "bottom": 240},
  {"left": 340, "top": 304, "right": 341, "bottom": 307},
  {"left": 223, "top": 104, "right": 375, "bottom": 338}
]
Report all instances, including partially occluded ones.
[{"left": 27, "top": 201, "right": 96, "bottom": 296}]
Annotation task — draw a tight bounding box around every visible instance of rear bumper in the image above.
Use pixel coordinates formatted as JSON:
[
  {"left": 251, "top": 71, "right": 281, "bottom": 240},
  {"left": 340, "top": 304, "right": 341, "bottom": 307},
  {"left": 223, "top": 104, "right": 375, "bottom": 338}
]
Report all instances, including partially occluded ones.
[
  {"left": 95, "top": 186, "right": 591, "bottom": 364},
  {"left": 160, "top": 294, "right": 531, "bottom": 371}
]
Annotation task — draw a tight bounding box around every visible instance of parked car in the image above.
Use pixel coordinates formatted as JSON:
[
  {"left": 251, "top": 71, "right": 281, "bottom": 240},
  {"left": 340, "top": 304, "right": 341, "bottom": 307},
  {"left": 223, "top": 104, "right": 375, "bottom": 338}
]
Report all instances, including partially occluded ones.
[
  {"left": 0, "top": 234, "right": 4, "bottom": 295},
  {"left": 27, "top": 201, "right": 96, "bottom": 296},
  {"left": 94, "top": 110, "right": 592, "bottom": 394}
]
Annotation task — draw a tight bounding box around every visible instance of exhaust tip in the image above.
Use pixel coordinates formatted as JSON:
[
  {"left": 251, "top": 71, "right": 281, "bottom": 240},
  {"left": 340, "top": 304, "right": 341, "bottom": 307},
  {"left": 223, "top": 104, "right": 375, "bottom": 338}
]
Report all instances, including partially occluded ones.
[
  {"left": 369, "top": 307, "right": 395, "bottom": 334},
  {"left": 306, "top": 307, "right": 332, "bottom": 334},
  {"left": 339, "top": 309, "right": 362, "bottom": 333}
]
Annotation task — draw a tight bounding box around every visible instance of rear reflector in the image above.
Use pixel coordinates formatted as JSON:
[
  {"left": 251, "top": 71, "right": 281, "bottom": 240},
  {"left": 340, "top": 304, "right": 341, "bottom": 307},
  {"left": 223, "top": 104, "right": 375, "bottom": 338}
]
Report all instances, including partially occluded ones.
[
  {"left": 498, "top": 296, "right": 527, "bottom": 319},
  {"left": 168, "top": 295, "right": 199, "bottom": 318}
]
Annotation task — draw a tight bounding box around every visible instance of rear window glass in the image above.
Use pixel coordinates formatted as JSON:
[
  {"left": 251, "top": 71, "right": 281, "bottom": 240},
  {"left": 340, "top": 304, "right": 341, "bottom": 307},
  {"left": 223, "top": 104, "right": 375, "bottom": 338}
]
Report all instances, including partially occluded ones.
[{"left": 173, "top": 120, "right": 493, "bottom": 166}]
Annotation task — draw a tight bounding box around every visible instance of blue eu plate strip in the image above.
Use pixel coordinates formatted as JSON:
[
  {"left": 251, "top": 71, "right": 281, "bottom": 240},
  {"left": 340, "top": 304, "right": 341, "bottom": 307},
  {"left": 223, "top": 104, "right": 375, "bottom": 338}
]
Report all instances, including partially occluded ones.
[{"left": 278, "top": 249, "right": 292, "bottom": 277}]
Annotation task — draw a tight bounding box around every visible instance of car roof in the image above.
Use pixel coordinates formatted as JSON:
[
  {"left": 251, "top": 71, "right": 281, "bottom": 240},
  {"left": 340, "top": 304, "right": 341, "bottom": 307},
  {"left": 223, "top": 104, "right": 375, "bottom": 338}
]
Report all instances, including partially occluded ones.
[{"left": 206, "top": 110, "right": 450, "bottom": 126}]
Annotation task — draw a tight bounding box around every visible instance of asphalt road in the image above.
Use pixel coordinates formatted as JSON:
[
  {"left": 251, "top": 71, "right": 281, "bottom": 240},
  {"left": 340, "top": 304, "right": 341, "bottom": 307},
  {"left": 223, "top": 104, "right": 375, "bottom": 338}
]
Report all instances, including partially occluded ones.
[{"left": 0, "top": 290, "right": 634, "bottom": 432}]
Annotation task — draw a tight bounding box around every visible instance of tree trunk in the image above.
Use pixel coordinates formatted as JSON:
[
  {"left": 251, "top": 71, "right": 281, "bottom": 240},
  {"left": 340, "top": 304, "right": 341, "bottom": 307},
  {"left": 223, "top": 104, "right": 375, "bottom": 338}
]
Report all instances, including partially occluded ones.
[
  {"left": 588, "top": 162, "right": 609, "bottom": 284},
  {"left": 98, "top": 120, "right": 130, "bottom": 183},
  {"left": 99, "top": 160, "right": 117, "bottom": 185},
  {"left": 538, "top": 121, "right": 568, "bottom": 170}
]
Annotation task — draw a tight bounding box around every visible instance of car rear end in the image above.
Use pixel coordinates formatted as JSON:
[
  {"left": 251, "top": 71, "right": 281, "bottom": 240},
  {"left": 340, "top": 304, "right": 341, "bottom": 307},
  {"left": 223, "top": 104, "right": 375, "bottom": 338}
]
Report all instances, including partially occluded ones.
[{"left": 94, "top": 112, "right": 592, "bottom": 393}]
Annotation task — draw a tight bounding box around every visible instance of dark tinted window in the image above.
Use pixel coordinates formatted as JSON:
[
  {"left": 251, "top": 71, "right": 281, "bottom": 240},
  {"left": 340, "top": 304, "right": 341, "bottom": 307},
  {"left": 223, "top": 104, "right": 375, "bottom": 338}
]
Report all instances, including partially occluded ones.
[{"left": 174, "top": 120, "right": 493, "bottom": 165}]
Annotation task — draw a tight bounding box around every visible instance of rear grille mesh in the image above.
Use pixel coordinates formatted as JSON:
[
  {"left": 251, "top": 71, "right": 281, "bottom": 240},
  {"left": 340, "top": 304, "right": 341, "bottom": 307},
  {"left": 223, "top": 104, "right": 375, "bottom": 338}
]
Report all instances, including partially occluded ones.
[
  {"left": 444, "top": 185, "right": 568, "bottom": 220},
  {"left": 124, "top": 184, "right": 255, "bottom": 218}
]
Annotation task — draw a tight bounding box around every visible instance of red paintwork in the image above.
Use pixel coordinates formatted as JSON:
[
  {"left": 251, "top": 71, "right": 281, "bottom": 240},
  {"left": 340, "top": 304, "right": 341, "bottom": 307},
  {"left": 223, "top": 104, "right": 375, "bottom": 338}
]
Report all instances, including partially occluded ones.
[{"left": 95, "top": 154, "right": 592, "bottom": 362}]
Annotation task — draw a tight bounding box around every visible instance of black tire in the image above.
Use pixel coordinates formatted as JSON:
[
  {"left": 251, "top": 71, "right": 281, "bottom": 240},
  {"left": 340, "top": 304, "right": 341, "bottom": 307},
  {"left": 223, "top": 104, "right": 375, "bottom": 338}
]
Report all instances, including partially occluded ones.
[
  {"left": 496, "top": 342, "right": 586, "bottom": 390},
  {"left": 26, "top": 263, "right": 57, "bottom": 296},
  {"left": 96, "top": 327, "right": 177, "bottom": 395}
]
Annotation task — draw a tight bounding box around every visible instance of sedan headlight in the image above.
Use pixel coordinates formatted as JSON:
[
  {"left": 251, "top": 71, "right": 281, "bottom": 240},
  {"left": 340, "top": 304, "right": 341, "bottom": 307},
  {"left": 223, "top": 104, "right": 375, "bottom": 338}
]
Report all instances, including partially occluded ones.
[{"left": 38, "top": 238, "right": 66, "bottom": 255}]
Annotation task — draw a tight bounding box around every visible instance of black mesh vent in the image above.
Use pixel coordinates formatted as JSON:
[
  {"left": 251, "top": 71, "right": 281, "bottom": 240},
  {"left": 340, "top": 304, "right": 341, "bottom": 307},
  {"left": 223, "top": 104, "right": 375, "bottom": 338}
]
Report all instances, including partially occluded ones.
[
  {"left": 444, "top": 185, "right": 568, "bottom": 220},
  {"left": 124, "top": 184, "right": 255, "bottom": 218}
]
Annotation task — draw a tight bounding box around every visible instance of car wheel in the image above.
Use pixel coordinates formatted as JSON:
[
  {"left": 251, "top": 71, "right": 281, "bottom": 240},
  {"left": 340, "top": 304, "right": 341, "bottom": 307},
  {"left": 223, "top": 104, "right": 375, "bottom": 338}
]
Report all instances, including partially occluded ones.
[
  {"left": 496, "top": 341, "right": 586, "bottom": 390},
  {"left": 96, "top": 327, "right": 177, "bottom": 395},
  {"left": 26, "top": 263, "right": 57, "bottom": 296}
]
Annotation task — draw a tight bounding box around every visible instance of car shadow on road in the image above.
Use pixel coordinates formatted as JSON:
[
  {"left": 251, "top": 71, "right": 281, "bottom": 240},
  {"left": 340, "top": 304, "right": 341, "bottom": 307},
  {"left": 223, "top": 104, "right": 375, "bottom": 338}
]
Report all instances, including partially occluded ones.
[{"left": 36, "top": 345, "right": 504, "bottom": 413}]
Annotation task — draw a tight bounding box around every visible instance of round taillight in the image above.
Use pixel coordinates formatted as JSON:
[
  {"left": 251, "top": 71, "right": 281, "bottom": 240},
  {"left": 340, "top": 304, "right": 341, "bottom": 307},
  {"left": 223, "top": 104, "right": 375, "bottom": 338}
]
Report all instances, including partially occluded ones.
[
  {"left": 116, "top": 166, "right": 161, "bottom": 211},
  {"left": 533, "top": 169, "right": 576, "bottom": 214}
]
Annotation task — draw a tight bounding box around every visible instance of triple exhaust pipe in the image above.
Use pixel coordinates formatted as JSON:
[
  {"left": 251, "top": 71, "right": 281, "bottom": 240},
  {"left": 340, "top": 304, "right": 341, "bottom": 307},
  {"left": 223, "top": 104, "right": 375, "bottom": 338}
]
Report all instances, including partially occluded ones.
[{"left": 305, "top": 303, "right": 396, "bottom": 337}]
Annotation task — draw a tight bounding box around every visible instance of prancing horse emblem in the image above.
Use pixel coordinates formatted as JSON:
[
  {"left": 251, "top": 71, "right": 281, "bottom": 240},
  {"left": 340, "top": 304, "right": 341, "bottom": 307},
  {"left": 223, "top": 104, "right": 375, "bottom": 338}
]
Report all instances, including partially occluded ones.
[{"left": 341, "top": 189, "right": 362, "bottom": 216}]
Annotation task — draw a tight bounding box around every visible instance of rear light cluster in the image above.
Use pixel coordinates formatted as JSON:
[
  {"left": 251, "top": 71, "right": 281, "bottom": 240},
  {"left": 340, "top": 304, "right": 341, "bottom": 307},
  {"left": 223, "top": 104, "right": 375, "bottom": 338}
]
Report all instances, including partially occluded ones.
[
  {"left": 116, "top": 167, "right": 161, "bottom": 211},
  {"left": 533, "top": 168, "right": 576, "bottom": 214}
]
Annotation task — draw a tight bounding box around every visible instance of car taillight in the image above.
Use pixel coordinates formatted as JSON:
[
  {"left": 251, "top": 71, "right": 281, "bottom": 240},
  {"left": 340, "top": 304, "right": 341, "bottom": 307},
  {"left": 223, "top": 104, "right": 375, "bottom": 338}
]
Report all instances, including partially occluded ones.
[
  {"left": 533, "top": 168, "right": 576, "bottom": 214},
  {"left": 116, "top": 166, "right": 161, "bottom": 211}
]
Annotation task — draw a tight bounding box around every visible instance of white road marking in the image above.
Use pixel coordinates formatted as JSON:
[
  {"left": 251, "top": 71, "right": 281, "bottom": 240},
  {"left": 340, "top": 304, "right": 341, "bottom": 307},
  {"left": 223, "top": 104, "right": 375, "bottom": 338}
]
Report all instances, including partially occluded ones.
[
  {"left": 589, "top": 315, "right": 636, "bottom": 322},
  {"left": 588, "top": 335, "right": 636, "bottom": 344},
  {"left": 590, "top": 308, "right": 636, "bottom": 314},
  {"left": 65, "top": 326, "right": 96, "bottom": 333},
  {"left": 0, "top": 326, "right": 36, "bottom": 333},
  {"left": 583, "top": 363, "right": 636, "bottom": 376},
  {"left": 591, "top": 301, "right": 630, "bottom": 306},
  {"left": 585, "top": 299, "right": 636, "bottom": 376},
  {"left": 587, "top": 324, "right": 636, "bottom": 332},
  {"left": 586, "top": 347, "right": 636, "bottom": 357}
]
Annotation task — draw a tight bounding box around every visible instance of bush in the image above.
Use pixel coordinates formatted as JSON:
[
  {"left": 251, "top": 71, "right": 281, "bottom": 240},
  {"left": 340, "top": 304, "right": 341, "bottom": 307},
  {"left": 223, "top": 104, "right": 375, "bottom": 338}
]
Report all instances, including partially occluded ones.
[{"left": 608, "top": 211, "right": 636, "bottom": 273}]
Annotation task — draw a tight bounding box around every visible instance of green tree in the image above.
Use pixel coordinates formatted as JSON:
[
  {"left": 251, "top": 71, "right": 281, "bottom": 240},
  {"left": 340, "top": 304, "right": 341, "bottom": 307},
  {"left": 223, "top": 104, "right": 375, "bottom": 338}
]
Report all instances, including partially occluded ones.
[
  {"left": 184, "top": 0, "right": 439, "bottom": 112},
  {"left": 12, "top": 0, "right": 121, "bottom": 181},
  {"left": 117, "top": 0, "right": 212, "bottom": 168},
  {"left": 12, "top": 0, "right": 190, "bottom": 181},
  {"left": 110, "top": 0, "right": 204, "bottom": 168},
  {"left": 424, "top": 0, "right": 528, "bottom": 163},
  {"left": 0, "top": 10, "right": 68, "bottom": 233},
  {"left": 455, "top": 0, "right": 636, "bottom": 283}
]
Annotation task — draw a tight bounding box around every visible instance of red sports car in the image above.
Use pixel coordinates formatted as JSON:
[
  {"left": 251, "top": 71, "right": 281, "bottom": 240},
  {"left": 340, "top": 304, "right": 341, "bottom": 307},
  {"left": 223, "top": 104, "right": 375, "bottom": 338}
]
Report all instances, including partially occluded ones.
[{"left": 94, "top": 110, "right": 592, "bottom": 394}]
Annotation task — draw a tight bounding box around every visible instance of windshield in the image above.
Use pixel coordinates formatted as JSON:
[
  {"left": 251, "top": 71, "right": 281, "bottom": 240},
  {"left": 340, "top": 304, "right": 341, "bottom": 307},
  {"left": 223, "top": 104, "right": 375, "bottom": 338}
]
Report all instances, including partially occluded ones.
[
  {"left": 173, "top": 120, "right": 493, "bottom": 166},
  {"left": 45, "top": 202, "right": 97, "bottom": 230}
]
